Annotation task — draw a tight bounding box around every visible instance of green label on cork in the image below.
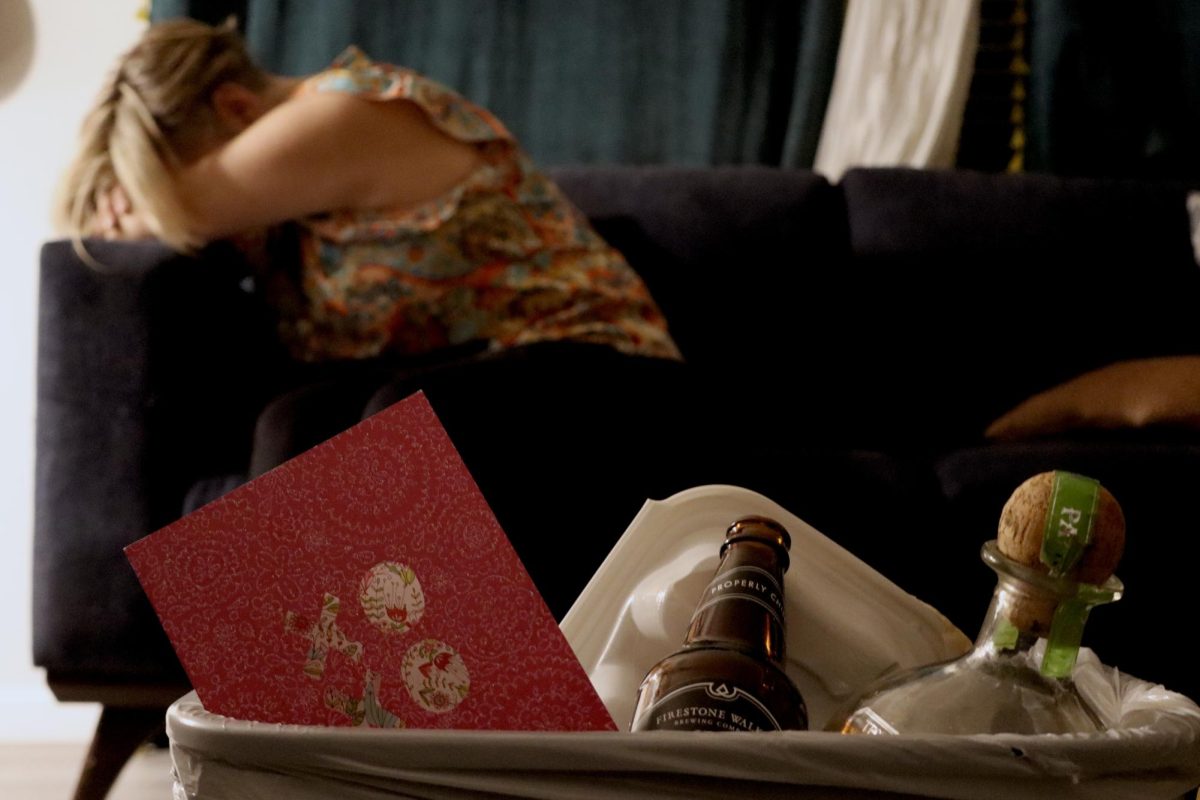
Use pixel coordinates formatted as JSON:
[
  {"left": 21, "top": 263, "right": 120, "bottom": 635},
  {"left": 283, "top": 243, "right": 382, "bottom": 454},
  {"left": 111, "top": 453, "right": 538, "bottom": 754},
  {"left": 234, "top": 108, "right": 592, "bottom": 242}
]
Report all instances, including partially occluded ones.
[
  {"left": 1040, "top": 472, "right": 1100, "bottom": 577},
  {"left": 992, "top": 616, "right": 1021, "bottom": 651},
  {"left": 1042, "top": 598, "right": 1092, "bottom": 678}
]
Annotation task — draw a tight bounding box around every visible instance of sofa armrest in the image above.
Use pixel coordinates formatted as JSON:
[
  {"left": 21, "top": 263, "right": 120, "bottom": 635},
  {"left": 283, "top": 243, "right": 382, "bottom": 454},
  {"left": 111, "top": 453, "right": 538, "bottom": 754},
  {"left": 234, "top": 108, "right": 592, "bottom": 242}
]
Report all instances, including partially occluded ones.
[{"left": 34, "top": 239, "right": 278, "bottom": 680}]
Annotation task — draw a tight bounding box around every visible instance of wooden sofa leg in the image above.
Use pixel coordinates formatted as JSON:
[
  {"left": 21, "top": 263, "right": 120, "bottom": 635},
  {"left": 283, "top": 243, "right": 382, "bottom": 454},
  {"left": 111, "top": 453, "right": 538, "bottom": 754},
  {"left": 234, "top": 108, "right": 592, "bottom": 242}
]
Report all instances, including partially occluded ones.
[{"left": 71, "top": 705, "right": 166, "bottom": 800}]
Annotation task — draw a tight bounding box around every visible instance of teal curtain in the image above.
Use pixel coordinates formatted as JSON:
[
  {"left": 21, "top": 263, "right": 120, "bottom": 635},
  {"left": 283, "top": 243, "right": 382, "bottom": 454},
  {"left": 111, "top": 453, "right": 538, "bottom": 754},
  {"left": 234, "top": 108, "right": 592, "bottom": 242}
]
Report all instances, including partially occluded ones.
[
  {"left": 1027, "top": 0, "right": 1200, "bottom": 179},
  {"left": 151, "top": 0, "right": 843, "bottom": 168}
]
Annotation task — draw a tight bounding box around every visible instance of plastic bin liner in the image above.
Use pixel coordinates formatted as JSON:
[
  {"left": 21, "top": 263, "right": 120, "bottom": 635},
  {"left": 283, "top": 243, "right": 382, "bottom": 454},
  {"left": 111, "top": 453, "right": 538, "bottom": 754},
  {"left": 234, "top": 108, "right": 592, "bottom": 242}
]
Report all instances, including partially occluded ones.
[{"left": 167, "top": 485, "right": 1200, "bottom": 800}]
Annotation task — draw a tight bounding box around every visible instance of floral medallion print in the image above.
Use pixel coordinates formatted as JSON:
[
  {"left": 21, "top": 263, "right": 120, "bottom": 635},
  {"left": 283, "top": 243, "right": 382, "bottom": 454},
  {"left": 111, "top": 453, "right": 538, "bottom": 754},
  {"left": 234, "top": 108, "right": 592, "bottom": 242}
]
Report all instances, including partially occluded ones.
[
  {"left": 403, "top": 639, "right": 470, "bottom": 714},
  {"left": 360, "top": 561, "right": 426, "bottom": 635}
]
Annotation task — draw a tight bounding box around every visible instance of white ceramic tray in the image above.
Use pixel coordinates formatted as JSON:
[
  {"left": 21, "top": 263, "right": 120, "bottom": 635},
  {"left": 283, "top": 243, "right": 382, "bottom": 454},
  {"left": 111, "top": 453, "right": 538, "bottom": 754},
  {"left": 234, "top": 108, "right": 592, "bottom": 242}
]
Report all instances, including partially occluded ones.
[{"left": 560, "top": 484, "right": 971, "bottom": 729}]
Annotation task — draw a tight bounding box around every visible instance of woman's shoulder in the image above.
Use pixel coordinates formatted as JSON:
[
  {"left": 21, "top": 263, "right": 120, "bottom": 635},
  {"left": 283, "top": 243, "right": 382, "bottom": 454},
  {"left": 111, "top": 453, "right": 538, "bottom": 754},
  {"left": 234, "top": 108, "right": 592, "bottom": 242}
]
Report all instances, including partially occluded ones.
[
  {"left": 298, "top": 47, "right": 513, "bottom": 145},
  {"left": 298, "top": 46, "right": 417, "bottom": 99}
]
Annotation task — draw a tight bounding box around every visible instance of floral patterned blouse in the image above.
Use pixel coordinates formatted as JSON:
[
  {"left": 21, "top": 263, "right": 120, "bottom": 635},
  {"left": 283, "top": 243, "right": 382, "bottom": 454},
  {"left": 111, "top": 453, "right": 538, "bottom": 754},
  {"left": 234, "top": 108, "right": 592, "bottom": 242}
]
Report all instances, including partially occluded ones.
[{"left": 259, "top": 47, "right": 679, "bottom": 363}]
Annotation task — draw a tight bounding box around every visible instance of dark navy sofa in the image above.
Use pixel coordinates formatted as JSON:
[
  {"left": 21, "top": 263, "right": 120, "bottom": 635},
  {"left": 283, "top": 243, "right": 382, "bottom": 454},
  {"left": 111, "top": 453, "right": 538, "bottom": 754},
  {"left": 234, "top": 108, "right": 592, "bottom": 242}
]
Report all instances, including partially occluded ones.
[{"left": 35, "top": 166, "right": 1200, "bottom": 798}]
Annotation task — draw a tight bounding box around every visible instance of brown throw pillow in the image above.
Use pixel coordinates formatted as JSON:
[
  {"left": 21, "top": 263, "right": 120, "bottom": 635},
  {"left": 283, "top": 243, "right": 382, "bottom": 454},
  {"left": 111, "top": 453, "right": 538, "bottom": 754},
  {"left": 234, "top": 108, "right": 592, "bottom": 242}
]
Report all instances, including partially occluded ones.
[{"left": 986, "top": 356, "right": 1200, "bottom": 440}]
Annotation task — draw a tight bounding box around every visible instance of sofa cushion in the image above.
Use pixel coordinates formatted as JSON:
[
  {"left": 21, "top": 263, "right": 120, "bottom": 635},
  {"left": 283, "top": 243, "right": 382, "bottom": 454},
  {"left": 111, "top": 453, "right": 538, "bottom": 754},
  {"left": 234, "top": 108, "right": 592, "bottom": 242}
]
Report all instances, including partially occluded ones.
[
  {"left": 985, "top": 355, "right": 1200, "bottom": 439},
  {"left": 833, "top": 168, "right": 1200, "bottom": 449},
  {"left": 843, "top": 168, "right": 1192, "bottom": 262},
  {"left": 553, "top": 166, "right": 857, "bottom": 446},
  {"left": 552, "top": 166, "right": 850, "bottom": 367}
]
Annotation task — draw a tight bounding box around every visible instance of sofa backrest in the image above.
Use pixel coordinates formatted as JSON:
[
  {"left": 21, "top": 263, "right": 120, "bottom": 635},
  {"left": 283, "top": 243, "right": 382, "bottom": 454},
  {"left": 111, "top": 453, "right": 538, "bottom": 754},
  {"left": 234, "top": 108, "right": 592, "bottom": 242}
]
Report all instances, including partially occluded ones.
[
  {"left": 553, "top": 166, "right": 854, "bottom": 449},
  {"left": 837, "top": 167, "right": 1200, "bottom": 447},
  {"left": 552, "top": 166, "right": 850, "bottom": 369},
  {"left": 557, "top": 166, "right": 1200, "bottom": 451}
]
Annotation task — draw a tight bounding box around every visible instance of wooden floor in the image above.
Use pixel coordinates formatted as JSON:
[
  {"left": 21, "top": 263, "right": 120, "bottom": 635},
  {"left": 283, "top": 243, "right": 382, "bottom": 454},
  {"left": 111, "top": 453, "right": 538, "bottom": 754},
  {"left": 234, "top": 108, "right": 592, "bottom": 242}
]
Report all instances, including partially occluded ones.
[{"left": 0, "top": 743, "right": 173, "bottom": 800}]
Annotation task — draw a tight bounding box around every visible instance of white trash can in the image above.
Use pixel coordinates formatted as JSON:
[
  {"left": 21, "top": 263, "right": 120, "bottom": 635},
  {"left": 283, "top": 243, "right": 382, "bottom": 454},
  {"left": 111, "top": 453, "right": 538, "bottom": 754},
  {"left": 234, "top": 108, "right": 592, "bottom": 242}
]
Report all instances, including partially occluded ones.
[{"left": 167, "top": 486, "right": 1200, "bottom": 800}]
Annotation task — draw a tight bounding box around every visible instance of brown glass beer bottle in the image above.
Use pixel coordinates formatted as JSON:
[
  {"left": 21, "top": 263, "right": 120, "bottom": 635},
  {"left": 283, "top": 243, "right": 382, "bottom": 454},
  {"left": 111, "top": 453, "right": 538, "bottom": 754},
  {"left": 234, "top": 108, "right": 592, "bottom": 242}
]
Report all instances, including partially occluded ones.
[{"left": 629, "top": 515, "right": 808, "bottom": 731}]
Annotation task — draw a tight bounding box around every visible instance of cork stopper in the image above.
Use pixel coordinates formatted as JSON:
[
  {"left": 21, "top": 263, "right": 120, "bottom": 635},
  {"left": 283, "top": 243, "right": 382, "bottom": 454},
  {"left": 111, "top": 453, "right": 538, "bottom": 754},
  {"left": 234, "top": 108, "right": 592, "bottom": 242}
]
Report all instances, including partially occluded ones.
[{"left": 995, "top": 471, "right": 1125, "bottom": 633}]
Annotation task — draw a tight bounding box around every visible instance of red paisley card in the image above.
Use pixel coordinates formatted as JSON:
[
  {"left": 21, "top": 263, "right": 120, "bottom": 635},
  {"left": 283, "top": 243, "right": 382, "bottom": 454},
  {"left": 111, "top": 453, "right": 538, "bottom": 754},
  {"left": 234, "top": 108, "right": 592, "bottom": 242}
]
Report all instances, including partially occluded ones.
[{"left": 125, "top": 392, "right": 616, "bottom": 731}]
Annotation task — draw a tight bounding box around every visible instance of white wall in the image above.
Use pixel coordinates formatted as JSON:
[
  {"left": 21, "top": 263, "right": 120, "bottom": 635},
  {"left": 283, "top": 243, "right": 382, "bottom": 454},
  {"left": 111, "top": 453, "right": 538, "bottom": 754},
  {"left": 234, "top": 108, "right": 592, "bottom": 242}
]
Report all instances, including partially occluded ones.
[{"left": 0, "top": 1, "right": 145, "bottom": 742}]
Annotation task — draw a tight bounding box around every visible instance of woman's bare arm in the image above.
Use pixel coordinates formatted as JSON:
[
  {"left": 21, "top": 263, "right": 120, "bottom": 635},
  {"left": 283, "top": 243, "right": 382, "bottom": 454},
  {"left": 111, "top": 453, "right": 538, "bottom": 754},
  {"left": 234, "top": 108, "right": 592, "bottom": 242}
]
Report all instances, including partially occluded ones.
[{"left": 176, "top": 90, "right": 483, "bottom": 242}]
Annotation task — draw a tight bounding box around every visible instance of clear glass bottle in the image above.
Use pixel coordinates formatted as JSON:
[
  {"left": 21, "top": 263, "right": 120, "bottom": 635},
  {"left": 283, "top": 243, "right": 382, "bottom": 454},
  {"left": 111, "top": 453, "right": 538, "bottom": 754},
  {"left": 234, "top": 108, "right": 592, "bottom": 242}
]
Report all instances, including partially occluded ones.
[
  {"left": 834, "top": 540, "right": 1122, "bottom": 736},
  {"left": 629, "top": 516, "right": 808, "bottom": 732}
]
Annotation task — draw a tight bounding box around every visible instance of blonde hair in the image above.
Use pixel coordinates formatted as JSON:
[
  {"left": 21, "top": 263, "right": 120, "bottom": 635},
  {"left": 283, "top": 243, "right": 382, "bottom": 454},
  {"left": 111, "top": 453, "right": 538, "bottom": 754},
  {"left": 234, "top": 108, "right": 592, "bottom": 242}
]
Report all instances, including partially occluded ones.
[{"left": 55, "top": 18, "right": 268, "bottom": 256}]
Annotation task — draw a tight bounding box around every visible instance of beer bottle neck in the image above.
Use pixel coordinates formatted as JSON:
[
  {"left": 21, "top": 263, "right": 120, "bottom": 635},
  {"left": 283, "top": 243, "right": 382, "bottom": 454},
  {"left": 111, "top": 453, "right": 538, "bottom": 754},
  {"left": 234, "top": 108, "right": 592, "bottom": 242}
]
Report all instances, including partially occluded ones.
[{"left": 683, "top": 540, "right": 788, "bottom": 664}]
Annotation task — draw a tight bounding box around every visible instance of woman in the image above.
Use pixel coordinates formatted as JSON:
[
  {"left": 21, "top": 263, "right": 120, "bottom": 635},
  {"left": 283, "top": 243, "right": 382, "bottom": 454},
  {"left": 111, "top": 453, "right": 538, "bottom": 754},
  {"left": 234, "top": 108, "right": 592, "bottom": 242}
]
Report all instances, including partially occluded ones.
[
  {"left": 57, "top": 19, "right": 695, "bottom": 481},
  {"left": 56, "top": 17, "right": 679, "bottom": 365}
]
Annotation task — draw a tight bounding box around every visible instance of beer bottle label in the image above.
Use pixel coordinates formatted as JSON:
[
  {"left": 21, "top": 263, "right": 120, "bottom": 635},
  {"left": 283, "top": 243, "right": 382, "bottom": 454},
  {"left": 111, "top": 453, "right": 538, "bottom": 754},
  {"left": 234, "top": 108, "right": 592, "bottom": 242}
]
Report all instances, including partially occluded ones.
[
  {"left": 636, "top": 681, "right": 783, "bottom": 732},
  {"left": 690, "top": 566, "right": 785, "bottom": 627}
]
